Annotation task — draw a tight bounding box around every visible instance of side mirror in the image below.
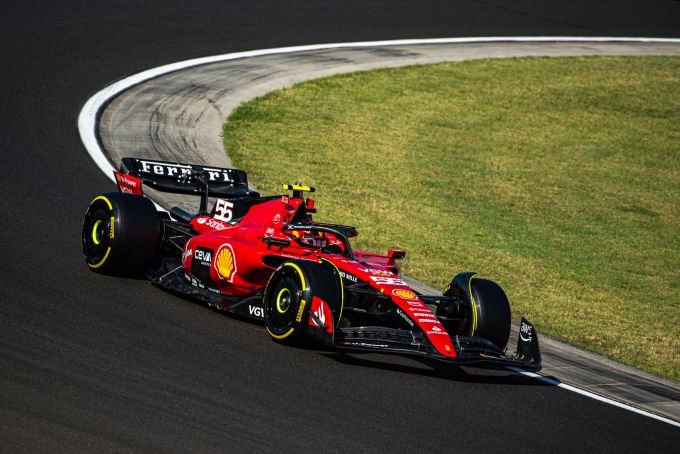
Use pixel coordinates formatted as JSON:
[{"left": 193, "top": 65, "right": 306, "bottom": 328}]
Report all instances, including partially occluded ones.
[{"left": 388, "top": 249, "right": 406, "bottom": 260}]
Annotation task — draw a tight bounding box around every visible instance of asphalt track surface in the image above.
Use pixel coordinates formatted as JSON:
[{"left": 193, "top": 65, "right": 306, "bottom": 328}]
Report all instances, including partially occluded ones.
[{"left": 2, "top": 1, "right": 679, "bottom": 452}]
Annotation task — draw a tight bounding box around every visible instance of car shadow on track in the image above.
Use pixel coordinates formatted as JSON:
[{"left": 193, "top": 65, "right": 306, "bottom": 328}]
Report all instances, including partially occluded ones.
[
  {"left": 160, "top": 289, "right": 555, "bottom": 387},
  {"left": 320, "top": 352, "right": 553, "bottom": 386}
]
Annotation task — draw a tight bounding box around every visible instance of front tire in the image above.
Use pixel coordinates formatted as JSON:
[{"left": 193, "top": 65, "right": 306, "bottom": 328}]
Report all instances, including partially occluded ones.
[
  {"left": 263, "top": 259, "right": 342, "bottom": 345},
  {"left": 444, "top": 274, "right": 511, "bottom": 350},
  {"left": 81, "top": 192, "right": 160, "bottom": 275}
]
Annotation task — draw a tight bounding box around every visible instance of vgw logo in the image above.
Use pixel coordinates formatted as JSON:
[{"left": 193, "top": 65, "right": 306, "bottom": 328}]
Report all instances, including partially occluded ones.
[{"left": 249, "top": 305, "right": 264, "bottom": 317}]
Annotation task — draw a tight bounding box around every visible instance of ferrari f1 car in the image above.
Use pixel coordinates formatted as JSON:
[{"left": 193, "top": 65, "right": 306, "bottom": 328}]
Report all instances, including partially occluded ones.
[{"left": 82, "top": 158, "right": 541, "bottom": 371}]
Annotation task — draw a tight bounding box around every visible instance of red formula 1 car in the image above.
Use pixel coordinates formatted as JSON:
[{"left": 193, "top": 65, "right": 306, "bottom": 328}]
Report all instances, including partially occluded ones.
[{"left": 82, "top": 158, "right": 541, "bottom": 371}]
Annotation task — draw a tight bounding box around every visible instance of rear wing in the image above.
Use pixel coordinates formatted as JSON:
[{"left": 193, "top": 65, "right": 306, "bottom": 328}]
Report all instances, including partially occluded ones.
[{"left": 118, "top": 157, "right": 258, "bottom": 199}]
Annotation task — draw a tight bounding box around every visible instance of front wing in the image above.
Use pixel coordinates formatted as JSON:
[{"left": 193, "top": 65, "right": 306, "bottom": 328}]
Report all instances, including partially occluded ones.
[{"left": 327, "top": 318, "right": 542, "bottom": 371}]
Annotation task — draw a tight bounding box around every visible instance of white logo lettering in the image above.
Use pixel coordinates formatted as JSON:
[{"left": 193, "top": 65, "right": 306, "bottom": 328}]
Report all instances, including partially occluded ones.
[
  {"left": 520, "top": 322, "right": 533, "bottom": 342},
  {"left": 370, "top": 276, "right": 407, "bottom": 286},
  {"left": 340, "top": 271, "right": 358, "bottom": 283},
  {"left": 194, "top": 249, "right": 212, "bottom": 262},
  {"left": 249, "top": 306, "right": 264, "bottom": 317},
  {"left": 137, "top": 160, "right": 236, "bottom": 183},
  {"left": 396, "top": 308, "right": 414, "bottom": 327},
  {"left": 205, "top": 218, "right": 227, "bottom": 230}
]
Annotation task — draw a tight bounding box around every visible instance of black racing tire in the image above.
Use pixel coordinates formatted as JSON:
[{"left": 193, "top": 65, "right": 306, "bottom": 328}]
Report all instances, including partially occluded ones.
[
  {"left": 81, "top": 192, "right": 160, "bottom": 275},
  {"left": 468, "top": 278, "right": 511, "bottom": 350},
  {"left": 263, "top": 259, "right": 342, "bottom": 345}
]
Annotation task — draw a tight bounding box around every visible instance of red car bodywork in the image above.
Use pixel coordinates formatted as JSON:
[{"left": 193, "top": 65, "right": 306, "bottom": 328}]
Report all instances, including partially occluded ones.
[
  {"left": 82, "top": 158, "right": 541, "bottom": 370},
  {"left": 183, "top": 194, "right": 456, "bottom": 358}
]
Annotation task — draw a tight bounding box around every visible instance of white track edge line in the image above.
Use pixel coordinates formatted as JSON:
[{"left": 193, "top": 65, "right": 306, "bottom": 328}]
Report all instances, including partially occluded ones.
[
  {"left": 508, "top": 368, "right": 680, "bottom": 428},
  {"left": 77, "top": 36, "right": 680, "bottom": 427}
]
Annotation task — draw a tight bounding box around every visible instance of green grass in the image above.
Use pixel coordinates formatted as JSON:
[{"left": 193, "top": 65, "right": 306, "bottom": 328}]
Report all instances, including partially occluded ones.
[{"left": 223, "top": 56, "right": 680, "bottom": 381}]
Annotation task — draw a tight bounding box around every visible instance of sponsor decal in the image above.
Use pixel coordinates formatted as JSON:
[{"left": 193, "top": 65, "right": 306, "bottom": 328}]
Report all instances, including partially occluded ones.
[
  {"left": 109, "top": 216, "right": 115, "bottom": 239},
  {"left": 445, "top": 344, "right": 451, "bottom": 352},
  {"left": 418, "top": 318, "right": 440, "bottom": 324},
  {"left": 312, "top": 301, "right": 326, "bottom": 327},
  {"left": 272, "top": 213, "right": 281, "bottom": 224},
  {"left": 196, "top": 217, "right": 228, "bottom": 230},
  {"left": 206, "top": 218, "right": 228, "bottom": 230},
  {"left": 189, "top": 276, "right": 206, "bottom": 289},
  {"left": 190, "top": 246, "right": 214, "bottom": 286},
  {"left": 348, "top": 342, "right": 389, "bottom": 349},
  {"left": 520, "top": 321, "right": 533, "bottom": 342},
  {"left": 410, "top": 311, "right": 434, "bottom": 317},
  {"left": 248, "top": 305, "right": 264, "bottom": 317},
  {"left": 181, "top": 248, "right": 193, "bottom": 268},
  {"left": 406, "top": 301, "right": 425, "bottom": 307},
  {"left": 119, "top": 175, "right": 137, "bottom": 187},
  {"left": 207, "top": 287, "right": 220, "bottom": 294},
  {"left": 339, "top": 270, "right": 358, "bottom": 283},
  {"left": 396, "top": 308, "right": 414, "bottom": 327},
  {"left": 194, "top": 248, "right": 212, "bottom": 264},
  {"left": 392, "top": 289, "right": 417, "bottom": 300},
  {"left": 295, "top": 299, "right": 307, "bottom": 322},
  {"left": 427, "top": 329, "right": 449, "bottom": 336},
  {"left": 114, "top": 172, "right": 142, "bottom": 195},
  {"left": 214, "top": 244, "right": 237, "bottom": 282},
  {"left": 264, "top": 227, "right": 275, "bottom": 237},
  {"left": 370, "top": 276, "right": 407, "bottom": 286},
  {"left": 357, "top": 267, "right": 393, "bottom": 277},
  {"left": 281, "top": 196, "right": 289, "bottom": 204},
  {"left": 137, "top": 160, "right": 236, "bottom": 183},
  {"left": 431, "top": 325, "right": 442, "bottom": 332}
]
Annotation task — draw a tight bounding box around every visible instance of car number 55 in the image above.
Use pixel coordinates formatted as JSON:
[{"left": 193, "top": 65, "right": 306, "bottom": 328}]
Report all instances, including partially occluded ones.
[{"left": 214, "top": 198, "right": 234, "bottom": 222}]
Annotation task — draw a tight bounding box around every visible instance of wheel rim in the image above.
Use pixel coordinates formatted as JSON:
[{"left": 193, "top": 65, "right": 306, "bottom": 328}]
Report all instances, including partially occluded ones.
[
  {"left": 276, "top": 288, "right": 291, "bottom": 313},
  {"left": 82, "top": 205, "right": 112, "bottom": 266},
  {"left": 91, "top": 219, "right": 104, "bottom": 245},
  {"left": 265, "top": 274, "right": 301, "bottom": 336}
]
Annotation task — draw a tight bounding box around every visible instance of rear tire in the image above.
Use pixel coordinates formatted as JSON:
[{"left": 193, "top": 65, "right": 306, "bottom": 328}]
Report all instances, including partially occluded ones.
[
  {"left": 81, "top": 192, "right": 160, "bottom": 275},
  {"left": 263, "top": 259, "right": 342, "bottom": 345}
]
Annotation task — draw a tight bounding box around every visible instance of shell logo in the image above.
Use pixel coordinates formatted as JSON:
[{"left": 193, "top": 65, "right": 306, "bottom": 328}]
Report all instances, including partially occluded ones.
[
  {"left": 392, "top": 289, "right": 417, "bottom": 300},
  {"left": 215, "top": 244, "right": 237, "bottom": 282}
]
